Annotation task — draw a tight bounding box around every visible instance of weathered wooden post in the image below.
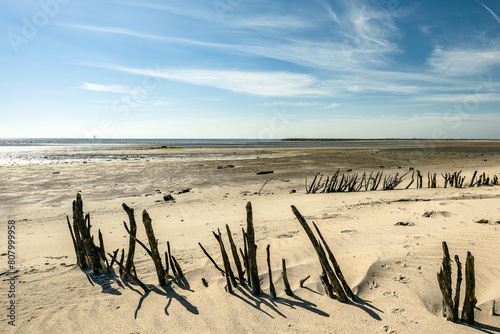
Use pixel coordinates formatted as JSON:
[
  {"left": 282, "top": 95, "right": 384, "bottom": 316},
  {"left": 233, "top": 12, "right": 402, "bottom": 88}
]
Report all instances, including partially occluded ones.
[
  {"left": 217, "top": 229, "right": 235, "bottom": 293},
  {"left": 453, "top": 255, "right": 462, "bottom": 321},
  {"left": 199, "top": 242, "right": 225, "bottom": 276},
  {"left": 461, "top": 252, "right": 476, "bottom": 325},
  {"left": 107, "top": 252, "right": 149, "bottom": 293},
  {"left": 267, "top": 245, "right": 277, "bottom": 299},
  {"left": 226, "top": 224, "right": 246, "bottom": 287},
  {"left": 72, "top": 194, "right": 102, "bottom": 274},
  {"left": 282, "top": 258, "right": 293, "bottom": 296},
  {"left": 122, "top": 203, "right": 137, "bottom": 277},
  {"left": 142, "top": 210, "right": 167, "bottom": 286},
  {"left": 437, "top": 241, "right": 455, "bottom": 322},
  {"left": 313, "top": 222, "right": 356, "bottom": 302},
  {"left": 246, "top": 202, "right": 261, "bottom": 295},
  {"left": 167, "top": 241, "right": 178, "bottom": 277},
  {"left": 291, "top": 205, "right": 348, "bottom": 303}
]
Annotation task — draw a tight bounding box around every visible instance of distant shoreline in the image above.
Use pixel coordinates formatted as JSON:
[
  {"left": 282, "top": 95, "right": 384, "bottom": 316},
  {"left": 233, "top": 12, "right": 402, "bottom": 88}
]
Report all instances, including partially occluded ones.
[{"left": 281, "top": 138, "right": 500, "bottom": 141}]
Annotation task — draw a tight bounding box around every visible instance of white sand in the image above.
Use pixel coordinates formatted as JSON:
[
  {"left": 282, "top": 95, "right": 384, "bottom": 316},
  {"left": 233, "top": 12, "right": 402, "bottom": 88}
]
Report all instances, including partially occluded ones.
[{"left": 1, "top": 145, "right": 500, "bottom": 333}]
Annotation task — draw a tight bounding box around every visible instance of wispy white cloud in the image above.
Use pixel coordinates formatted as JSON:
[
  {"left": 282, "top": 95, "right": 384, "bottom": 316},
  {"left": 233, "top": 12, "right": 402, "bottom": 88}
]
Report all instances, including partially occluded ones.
[
  {"left": 152, "top": 100, "right": 170, "bottom": 106},
  {"left": 317, "top": 0, "right": 341, "bottom": 24},
  {"left": 62, "top": 24, "right": 221, "bottom": 48},
  {"left": 229, "top": 15, "right": 314, "bottom": 30},
  {"left": 80, "top": 82, "right": 130, "bottom": 94},
  {"left": 98, "top": 64, "right": 331, "bottom": 97},
  {"left": 477, "top": 1, "right": 500, "bottom": 25},
  {"left": 324, "top": 103, "right": 340, "bottom": 109},
  {"left": 411, "top": 93, "right": 500, "bottom": 103},
  {"left": 118, "top": 1, "right": 216, "bottom": 21},
  {"left": 261, "top": 101, "right": 319, "bottom": 107},
  {"left": 418, "top": 25, "right": 434, "bottom": 35},
  {"left": 428, "top": 48, "right": 500, "bottom": 76}
]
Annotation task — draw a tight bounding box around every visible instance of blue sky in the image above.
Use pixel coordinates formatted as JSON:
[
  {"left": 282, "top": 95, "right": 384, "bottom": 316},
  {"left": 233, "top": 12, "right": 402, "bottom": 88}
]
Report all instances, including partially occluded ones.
[{"left": 1, "top": 0, "right": 500, "bottom": 139}]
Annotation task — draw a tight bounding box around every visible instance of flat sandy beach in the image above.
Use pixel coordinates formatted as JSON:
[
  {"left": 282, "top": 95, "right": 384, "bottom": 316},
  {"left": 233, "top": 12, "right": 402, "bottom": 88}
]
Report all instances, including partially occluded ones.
[{"left": 1, "top": 140, "right": 500, "bottom": 333}]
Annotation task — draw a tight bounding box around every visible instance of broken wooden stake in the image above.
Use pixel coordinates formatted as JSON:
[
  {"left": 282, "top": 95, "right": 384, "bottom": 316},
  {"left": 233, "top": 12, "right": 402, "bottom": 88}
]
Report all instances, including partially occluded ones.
[
  {"left": 300, "top": 275, "right": 311, "bottom": 288},
  {"left": 122, "top": 203, "right": 137, "bottom": 277},
  {"left": 109, "top": 249, "right": 119, "bottom": 269},
  {"left": 217, "top": 229, "right": 235, "bottom": 293},
  {"left": 246, "top": 202, "right": 261, "bottom": 295},
  {"left": 107, "top": 252, "right": 150, "bottom": 293},
  {"left": 282, "top": 258, "right": 293, "bottom": 296},
  {"left": 118, "top": 248, "right": 125, "bottom": 277},
  {"left": 226, "top": 224, "right": 246, "bottom": 287},
  {"left": 66, "top": 215, "right": 80, "bottom": 266},
  {"left": 165, "top": 251, "right": 170, "bottom": 276},
  {"left": 267, "top": 245, "right": 277, "bottom": 299},
  {"left": 453, "top": 255, "right": 462, "bottom": 321},
  {"left": 291, "top": 205, "right": 348, "bottom": 303},
  {"left": 142, "top": 210, "right": 167, "bottom": 286},
  {"left": 461, "top": 251, "right": 476, "bottom": 325},
  {"left": 172, "top": 256, "right": 184, "bottom": 278},
  {"left": 167, "top": 241, "right": 178, "bottom": 278},
  {"left": 242, "top": 228, "right": 251, "bottom": 287},
  {"left": 72, "top": 194, "right": 101, "bottom": 273},
  {"left": 313, "top": 221, "right": 356, "bottom": 302},
  {"left": 198, "top": 242, "right": 225, "bottom": 276},
  {"left": 437, "top": 241, "right": 455, "bottom": 322},
  {"left": 320, "top": 268, "right": 335, "bottom": 299},
  {"left": 98, "top": 229, "right": 110, "bottom": 271},
  {"left": 123, "top": 221, "right": 152, "bottom": 257}
]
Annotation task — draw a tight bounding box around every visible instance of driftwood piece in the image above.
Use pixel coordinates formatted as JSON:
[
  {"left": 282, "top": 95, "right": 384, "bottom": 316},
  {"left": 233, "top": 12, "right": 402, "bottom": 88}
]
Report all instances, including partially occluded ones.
[
  {"left": 267, "top": 245, "right": 277, "bottom": 299},
  {"left": 198, "top": 242, "right": 225, "bottom": 276},
  {"left": 461, "top": 251, "right": 476, "bottom": 325},
  {"left": 437, "top": 241, "right": 455, "bottom": 321},
  {"left": 291, "top": 205, "right": 348, "bottom": 303},
  {"left": 258, "top": 178, "right": 273, "bottom": 194},
  {"left": 226, "top": 224, "right": 246, "bottom": 287},
  {"left": 246, "top": 202, "right": 261, "bottom": 295},
  {"left": 142, "top": 210, "right": 167, "bottom": 286},
  {"left": 107, "top": 252, "right": 150, "bottom": 293},
  {"left": 282, "top": 258, "right": 293, "bottom": 296},
  {"left": 313, "top": 222, "right": 356, "bottom": 302},
  {"left": 122, "top": 203, "right": 137, "bottom": 276},
  {"left": 218, "top": 230, "right": 235, "bottom": 293}
]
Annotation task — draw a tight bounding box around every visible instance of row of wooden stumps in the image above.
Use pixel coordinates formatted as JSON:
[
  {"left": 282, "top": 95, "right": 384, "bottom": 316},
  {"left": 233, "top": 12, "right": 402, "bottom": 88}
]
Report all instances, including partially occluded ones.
[
  {"left": 307, "top": 170, "right": 500, "bottom": 193},
  {"left": 67, "top": 194, "right": 186, "bottom": 294},
  {"left": 198, "top": 202, "right": 263, "bottom": 295},
  {"left": 437, "top": 241, "right": 476, "bottom": 324},
  {"left": 199, "top": 202, "right": 356, "bottom": 304}
]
